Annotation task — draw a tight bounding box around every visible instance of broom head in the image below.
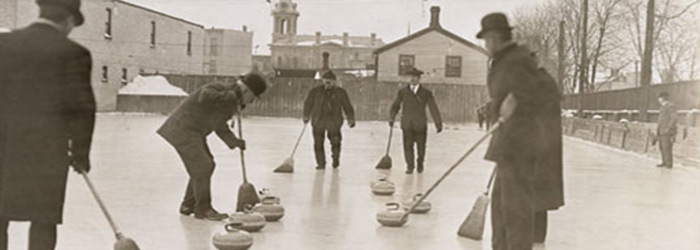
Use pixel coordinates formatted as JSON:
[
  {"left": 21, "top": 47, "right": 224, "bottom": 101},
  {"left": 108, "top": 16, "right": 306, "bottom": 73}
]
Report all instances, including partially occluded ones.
[
  {"left": 114, "top": 233, "right": 140, "bottom": 250},
  {"left": 375, "top": 155, "right": 392, "bottom": 170},
  {"left": 457, "top": 193, "right": 490, "bottom": 240},
  {"left": 236, "top": 182, "right": 260, "bottom": 212},
  {"left": 273, "top": 157, "right": 294, "bottom": 173}
]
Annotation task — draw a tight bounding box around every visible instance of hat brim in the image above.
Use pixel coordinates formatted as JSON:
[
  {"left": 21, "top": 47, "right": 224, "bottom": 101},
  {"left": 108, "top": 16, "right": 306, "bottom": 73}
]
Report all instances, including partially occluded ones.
[{"left": 476, "top": 27, "right": 513, "bottom": 39}]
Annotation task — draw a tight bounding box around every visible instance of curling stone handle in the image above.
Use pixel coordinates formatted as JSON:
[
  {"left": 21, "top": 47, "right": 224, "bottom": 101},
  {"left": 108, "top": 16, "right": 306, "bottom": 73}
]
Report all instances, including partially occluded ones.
[
  {"left": 412, "top": 193, "right": 423, "bottom": 201},
  {"left": 385, "top": 202, "right": 400, "bottom": 211},
  {"left": 225, "top": 223, "right": 244, "bottom": 232}
]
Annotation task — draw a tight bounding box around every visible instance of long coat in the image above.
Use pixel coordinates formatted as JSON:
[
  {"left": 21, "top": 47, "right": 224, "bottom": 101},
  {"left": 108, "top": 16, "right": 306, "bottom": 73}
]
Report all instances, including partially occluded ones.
[
  {"left": 484, "top": 44, "right": 564, "bottom": 210},
  {"left": 0, "top": 24, "right": 96, "bottom": 224},
  {"left": 389, "top": 85, "right": 443, "bottom": 130},
  {"left": 157, "top": 83, "right": 241, "bottom": 151},
  {"left": 657, "top": 102, "right": 678, "bottom": 136},
  {"left": 303, "top": 85, "right": 355, "bottom": 129}
]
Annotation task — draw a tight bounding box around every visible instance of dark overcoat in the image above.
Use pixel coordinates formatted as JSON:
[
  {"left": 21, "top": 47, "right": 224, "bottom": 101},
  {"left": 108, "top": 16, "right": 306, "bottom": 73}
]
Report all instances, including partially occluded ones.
[
  {"left": 389, "top": 85, "right": 443, "bottom": 130},
  {"left": 484, "top": 44, "right": 564, "bottom": 210},
  {"left": 0, "top": 24, "right": 96, "bottom": 224},
  {"left": 657, "top": 102, "right": 678, "bottom": 136},
  {"left": 303, "top": 85, "right": 355, "bottom": 129},
  {"left": 157, "top": 83, "right": 241, "bottom": 156}
]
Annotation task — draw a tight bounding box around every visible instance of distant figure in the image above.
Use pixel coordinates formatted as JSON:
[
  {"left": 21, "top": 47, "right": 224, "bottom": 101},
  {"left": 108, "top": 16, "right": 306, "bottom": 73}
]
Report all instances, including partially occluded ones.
[
  {"left": 157, "top": 73, "right": 267, "bottom": 221},
  {"left": 303, "top": 70, "right": 356, "bottom": 169},
  {"left": 389, "top": 67, "right": 443, "bottom": 174},
  {"left": 477, "top": 103, "right": 487, "bottom": 129},
  {"left": 0, "top": 0, "right": 95, "bottom": 249},
  {"left": 656, "top": 92, "right": 678, "bottom": 169}
]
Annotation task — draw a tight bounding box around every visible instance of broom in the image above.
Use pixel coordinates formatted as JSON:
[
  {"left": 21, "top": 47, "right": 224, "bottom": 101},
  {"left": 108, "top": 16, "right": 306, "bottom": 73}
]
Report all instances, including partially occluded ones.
[
  {"left": 375, "top": 124, "right": 394, "bottom": 169},
  {"left": 81, "top": 173, "right": 140, "bottom": 250},
  {"left": 400, "top": 122, "right": 500, "bottom": 222},
  {"left": 236, "top": 112, "right": 260, "bottom": 212},
  {"left": 457, "top": 167, "right": 497, "bottom": 240},
  {"left": 273, "top": 124, "right": 307, "bottom": 173}
]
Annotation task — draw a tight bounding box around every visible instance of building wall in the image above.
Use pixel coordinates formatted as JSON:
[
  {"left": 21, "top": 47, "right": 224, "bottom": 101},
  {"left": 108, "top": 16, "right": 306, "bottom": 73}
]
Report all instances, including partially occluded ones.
[
  {"left": 271, "top": 44, "right": 375, "bottom": 70},
  {"left": 204, "top": 29, "right": 253, "bottom": 76},
  {"left": 1, "top": 0, "right": 207, "bottom": 111},
  {"left": 376, "top": 30, "right": 488, "bottom": 85}
]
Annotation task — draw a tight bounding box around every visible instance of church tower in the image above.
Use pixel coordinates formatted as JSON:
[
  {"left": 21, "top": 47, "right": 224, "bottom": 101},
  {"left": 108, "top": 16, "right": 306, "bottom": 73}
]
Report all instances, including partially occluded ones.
[{"left": 271, "top": 0, "right": 299, "bottom": 44}]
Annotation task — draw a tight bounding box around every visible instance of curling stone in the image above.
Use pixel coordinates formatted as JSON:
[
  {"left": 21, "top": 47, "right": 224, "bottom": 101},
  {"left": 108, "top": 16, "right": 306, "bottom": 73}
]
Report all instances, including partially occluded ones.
[
  {"left": 258, "top": 188, "right": 281, "bottom": 204},
  {"left": 376, "top": 202, "right": 408, "bottom": 227},
  {"left": 251, "top": 196, "right": 285, "bottom": 221},
  {"left": 212, "top": 223, "right": 253, "bottom": 250},
  {"left": 371, "top": 177, "right": 395, "bottom": 196},
  {"left": 228, "top": 208, "right": 266, "bottom": 232},
  {"left": 402, "top": 193, "right": 432, "bottom": 214}
]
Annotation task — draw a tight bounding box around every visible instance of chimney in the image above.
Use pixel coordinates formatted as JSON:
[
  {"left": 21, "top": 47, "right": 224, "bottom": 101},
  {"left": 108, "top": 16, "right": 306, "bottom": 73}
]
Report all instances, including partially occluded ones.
[
  {"left": 242, "top": 25, "right": 247, "bottom": 32},
  {"left": 430, "top": 6, "right": 441, "bottom": 28},
  {"left": 315, "top": 32, "right": 321, "bottom": 45},
  {"left": 322, "top": 52, "right": 330, "bottom": 71},
  {"left": 370, "top": 33, "right": 376, "bottom": 46},
  {"left": 342, "top": 32, "right": 349, "bottom": 46}
]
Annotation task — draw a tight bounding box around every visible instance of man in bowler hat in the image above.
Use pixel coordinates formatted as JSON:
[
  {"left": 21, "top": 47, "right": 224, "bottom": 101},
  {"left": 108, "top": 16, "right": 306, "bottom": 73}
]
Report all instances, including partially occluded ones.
[
  {"left": 478, "top": 13, "right": 563, "bottom": 250},
  {"left": 0, "top": 0, "right": 94, "bottom": 249},
  {"left": 158, "top": 73, "right": 267, "bottom": 221},
  {"left": 389, "top": 67, "right": 443, "bottom": 174},
  {"left": 656, "top": 92, "right": 677, "bottom": 169},
  {"left": 303, "top": 70, "right": 356, "bottom": 169}
]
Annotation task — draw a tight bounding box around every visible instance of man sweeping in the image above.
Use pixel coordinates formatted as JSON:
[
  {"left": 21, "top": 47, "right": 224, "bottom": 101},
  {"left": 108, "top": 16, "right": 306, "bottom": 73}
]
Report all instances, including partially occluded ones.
[
  {"left": 158, "top": 73, "right": 267, "bottom": 221},
  {"left": 303, "top": 70, "right": 356, "bottom": 170},
  {"left": 0, "top": 0, "right": 95, "bottom": 249},
  {"left": 389, "top": 67, "right": 443, "bottom": 174},
  {"left": 477, "top": 13, "right": 554, "bottom": 250}
]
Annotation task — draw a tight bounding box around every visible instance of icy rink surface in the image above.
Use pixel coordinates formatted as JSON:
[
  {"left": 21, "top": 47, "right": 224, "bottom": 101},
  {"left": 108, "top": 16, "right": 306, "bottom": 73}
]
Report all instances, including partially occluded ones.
[{"left": 6, "top": 114, "right": 700, "bottom": 250}]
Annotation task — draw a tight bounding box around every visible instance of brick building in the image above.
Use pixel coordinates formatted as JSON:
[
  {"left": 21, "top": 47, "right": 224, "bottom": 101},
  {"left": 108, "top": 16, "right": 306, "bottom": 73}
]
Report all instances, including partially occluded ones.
[
  {"left": 0, "top": 0, "right": 252, "bottom": 110},
  {"left": 268, "top": 0, "right": 384, "bottom": 70},
  {"left": 374, "top": 6, "right": 488, "bottom": 85}
]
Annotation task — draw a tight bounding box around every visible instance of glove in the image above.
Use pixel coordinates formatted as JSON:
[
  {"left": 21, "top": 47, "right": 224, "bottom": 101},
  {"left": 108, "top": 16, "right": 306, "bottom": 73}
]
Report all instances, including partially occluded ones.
[
  {"left": 436, "top": 124, "right": 443, "bottom": 133},
  {"left": 303, "top": 118, "right": 310, "bottom": 124},
  {"left": 70, "top": 155, "right": 91, "bottom": 174},
  {"left": 389, "top": 120, "right": 394, "bottom": 127},
  {"left": 234, "top": 139, "right": 247, "bottom": 150},
  {"left": 349, "top": 120, "right": 356, "bottom": 128}
]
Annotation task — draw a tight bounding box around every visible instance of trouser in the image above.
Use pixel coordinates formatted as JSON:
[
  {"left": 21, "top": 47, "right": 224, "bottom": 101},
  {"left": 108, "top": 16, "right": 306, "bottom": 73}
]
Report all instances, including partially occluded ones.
[
  {"left": 658, "top": 134, "right": 674, "bottom": 167},
  {"left": 491, "top": 156, "right": 536, "bottom": 250},
  {"left": 312, "top": 125, "right": 342, "bottom": 167},
  {"left": 0, "top": 218, "right": 57, "bottom": 250},
  {"left": 478, "top": 115, "right": 485, "bottom": 129},
  {"left": 172, "top": 137, "right": 216, "bottom": 213},
  {"left": 402, "top": 127, "right": 427, "bottom": 170},
  {"left": 534, "top": 211, "right": 548, "bottom": 243}
]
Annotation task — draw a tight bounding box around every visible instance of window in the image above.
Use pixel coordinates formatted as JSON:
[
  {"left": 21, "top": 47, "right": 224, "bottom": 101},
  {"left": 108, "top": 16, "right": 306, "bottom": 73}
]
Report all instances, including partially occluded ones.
[
  {"left": 150, "top": 21, "right": 156, "bottom": 47},
  {"left": 445, "top": 56, "right": 462, "bottom": 78},
  {"left": 186, "top": 31, "right": 192, "bottom": 55},
  {"left": 280, "top": 19, "right": 287, "bottom": 35},
  {"left": 210, "top": 37, "right": 218, "bottom": 56},
  {"left": 101, "top": 66, "right": 108, "bottom": 83},
  {"left": 398, "top": 54, "right": 415, "bottom": 76},
  {"left": 209, "top": 60, "right": 217, "bottom": 74},
  {"left": 105, "top": 8, "right": 112, "bottom": 39},
  {"left": 121, "top": 68, "right": 128, "bottom": 85}
]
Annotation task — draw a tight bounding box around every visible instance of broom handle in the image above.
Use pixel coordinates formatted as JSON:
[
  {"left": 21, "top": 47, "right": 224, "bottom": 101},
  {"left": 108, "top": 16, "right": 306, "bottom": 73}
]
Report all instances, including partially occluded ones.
[
  {"left": 237, "top": 112, "right": 248, "bottom": 183},
  {"left": 485, "top": 167, "right": 497, "bottom": 195},
  {"left": 402, "top": 122, "right": 500, "bottom": 220},
  {"left": 81, "top": 173, "right": 123, "bottom": 240},
  {"left": 385, "top": 125, "right": 394, "bottom": 155},
  {"left": 289, "top": 124, "right": 307, "bottom": 157}
]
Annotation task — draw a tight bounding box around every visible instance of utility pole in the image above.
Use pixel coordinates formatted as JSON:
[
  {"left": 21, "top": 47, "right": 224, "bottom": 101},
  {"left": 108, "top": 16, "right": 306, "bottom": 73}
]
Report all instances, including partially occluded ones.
[
  {"left": 640, "top": 0, "right": 655, "bottom": 122},
  {"left": 558, "top": 20, "right": 566, "bottom": 94},
  {"left": 578, "top": 0, "right": 589, "bottom": 116}
]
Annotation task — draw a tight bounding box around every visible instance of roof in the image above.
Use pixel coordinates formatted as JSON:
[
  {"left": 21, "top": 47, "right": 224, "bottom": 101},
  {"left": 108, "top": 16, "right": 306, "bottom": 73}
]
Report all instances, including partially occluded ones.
[
  {"left": 374, "top": 26, "right": 487, "bottom": 55},
  {"left": 116, "top": 0, "right": 204, "bottom": 28}
]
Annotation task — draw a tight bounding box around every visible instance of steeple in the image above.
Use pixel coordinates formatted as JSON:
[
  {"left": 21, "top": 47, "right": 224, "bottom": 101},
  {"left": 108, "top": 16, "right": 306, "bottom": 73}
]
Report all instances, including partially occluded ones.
[{"left": 271, "top": 0, "right": 299, "bottom": 44}]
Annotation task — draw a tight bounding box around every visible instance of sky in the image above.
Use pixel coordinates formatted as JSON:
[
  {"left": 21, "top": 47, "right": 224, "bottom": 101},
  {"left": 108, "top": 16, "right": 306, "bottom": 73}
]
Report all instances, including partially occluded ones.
[{"left": 125, "top": 0, "right": 549, "bottom": 55}]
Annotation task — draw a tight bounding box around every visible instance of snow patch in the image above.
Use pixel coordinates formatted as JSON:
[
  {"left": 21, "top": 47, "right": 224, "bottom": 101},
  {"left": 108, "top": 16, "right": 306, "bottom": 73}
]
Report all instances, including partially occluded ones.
[
  {"left": 0, "top": 28, "right": 11, "bottom": 33},
  {"left": 118, "top": 75, "right": 188, "bottom": 96}
]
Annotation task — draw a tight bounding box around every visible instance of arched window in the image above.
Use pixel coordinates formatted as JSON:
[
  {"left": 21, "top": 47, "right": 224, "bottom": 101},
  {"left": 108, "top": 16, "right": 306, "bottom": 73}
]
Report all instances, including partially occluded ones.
[{"left": 280, "top": 19, "right": 288, "bottom": 35}]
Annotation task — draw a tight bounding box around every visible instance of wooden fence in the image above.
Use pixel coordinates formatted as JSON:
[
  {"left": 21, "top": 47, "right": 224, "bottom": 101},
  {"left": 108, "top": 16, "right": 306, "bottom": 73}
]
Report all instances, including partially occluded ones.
[
  {"left": 563, "top": 80, "right": 700, "bottom": 111},
  {"left": 164, "top": 75, "right": 489, "bottom": 123}
]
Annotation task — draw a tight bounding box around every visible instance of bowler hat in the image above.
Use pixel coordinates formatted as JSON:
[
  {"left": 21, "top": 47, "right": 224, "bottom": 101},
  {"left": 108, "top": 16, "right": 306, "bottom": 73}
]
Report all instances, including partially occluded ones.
[
  {"left": 321, "top": 70, "right": 336, "bottom": 80},
  {"left": 406, "top": 67, "right": 423, "bottom": 76},
  {"left": 476, "top": 13, "right": 512, "bottom": 39},
  {"left": 241, "top": 73, "right": 268, "bottom": 97},
  {"left": 37, "top": 0, "right": 84, "bottom": 26}
]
